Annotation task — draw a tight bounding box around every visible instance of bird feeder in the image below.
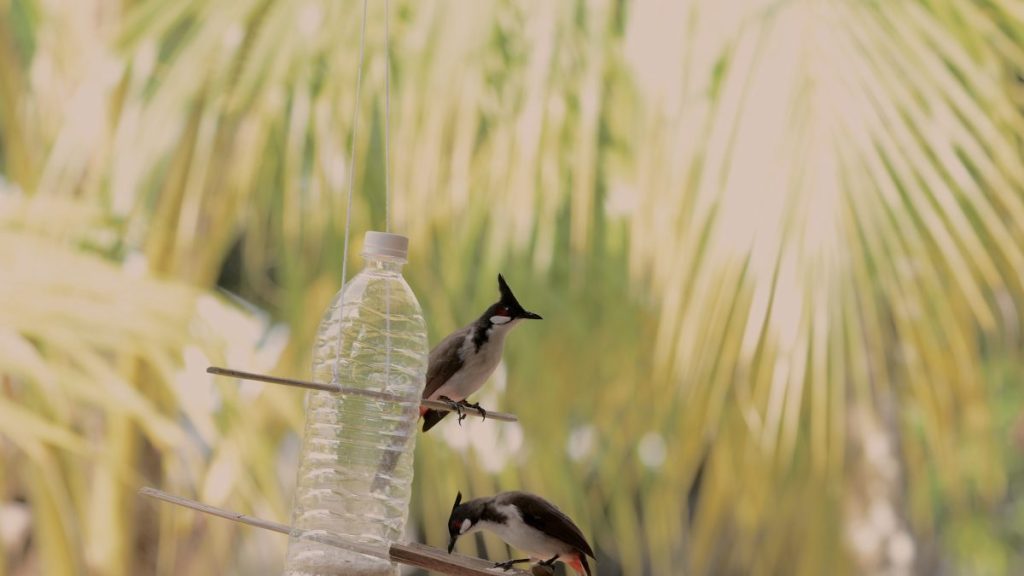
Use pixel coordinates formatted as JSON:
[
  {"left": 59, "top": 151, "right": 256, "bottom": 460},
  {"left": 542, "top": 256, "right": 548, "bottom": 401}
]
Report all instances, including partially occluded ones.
[
  {"left": 141, "top": 366, "right": 521, "bottom": 575},
  {"left": 138, "top": 3, "right": 527, "bottom": 574}
]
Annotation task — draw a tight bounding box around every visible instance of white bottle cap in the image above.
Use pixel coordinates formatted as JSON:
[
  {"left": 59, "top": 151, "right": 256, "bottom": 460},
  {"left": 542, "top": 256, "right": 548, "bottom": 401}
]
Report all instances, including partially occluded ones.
[{"left": 361, "top": 231, "right": 409, "bottom": 260}]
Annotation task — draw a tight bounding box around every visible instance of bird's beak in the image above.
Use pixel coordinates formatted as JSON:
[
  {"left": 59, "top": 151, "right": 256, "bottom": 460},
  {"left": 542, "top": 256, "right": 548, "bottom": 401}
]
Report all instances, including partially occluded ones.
[
  {"left": 447, "top": 535, "right": 458, "bottom": 554},
  {"left": 522, "top": 311, "right": 543, "bottom": 320}
]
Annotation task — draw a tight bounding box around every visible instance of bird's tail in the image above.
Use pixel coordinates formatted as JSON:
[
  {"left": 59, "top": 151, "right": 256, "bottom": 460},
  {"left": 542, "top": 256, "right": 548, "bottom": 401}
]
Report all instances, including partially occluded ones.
[
  {"left": 370, "top": 450, "right": 399, "bottom": 493},
  {"left": 421, "top": 408, "right": 450, "bottom": 432},
  {"left": 370, "top": 405, "right": 419, "bottom": 493}
]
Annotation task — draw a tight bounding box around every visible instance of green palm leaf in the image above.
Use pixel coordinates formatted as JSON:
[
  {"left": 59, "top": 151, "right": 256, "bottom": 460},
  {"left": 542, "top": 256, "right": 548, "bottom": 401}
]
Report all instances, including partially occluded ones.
[{"left": 2, "top": 0, "right": 1022, "bottom": 574}]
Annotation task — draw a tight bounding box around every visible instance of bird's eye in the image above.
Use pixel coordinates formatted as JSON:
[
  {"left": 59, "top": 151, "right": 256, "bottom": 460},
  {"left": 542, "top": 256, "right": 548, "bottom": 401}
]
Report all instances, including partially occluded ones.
[{"left": 490, "top": 306, "right": 513, "bottom": 325}]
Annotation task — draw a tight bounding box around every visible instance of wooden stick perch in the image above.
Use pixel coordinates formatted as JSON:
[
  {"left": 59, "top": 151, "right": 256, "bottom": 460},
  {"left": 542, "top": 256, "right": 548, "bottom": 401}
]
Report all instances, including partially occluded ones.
[
  {"left": 139, "top": 487, "right": 527, "bottom": 576},
  {"left": 207, "top": 366, "right": 518, "bottom": 423}
]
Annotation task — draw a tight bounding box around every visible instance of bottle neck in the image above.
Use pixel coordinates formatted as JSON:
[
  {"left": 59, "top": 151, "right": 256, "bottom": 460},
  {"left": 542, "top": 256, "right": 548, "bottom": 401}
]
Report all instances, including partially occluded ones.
[{"left": 363, "top": 256, "right": 405, "bottom": 275}]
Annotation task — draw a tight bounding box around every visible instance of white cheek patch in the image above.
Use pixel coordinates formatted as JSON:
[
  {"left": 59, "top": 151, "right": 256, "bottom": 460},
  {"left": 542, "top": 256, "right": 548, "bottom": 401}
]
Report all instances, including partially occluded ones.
[
  {"left": 460, "top": 519, "right": 472, "bottom": 534},
  {"left": 490, "top": 315, "right": 512, "bottom": 325}
]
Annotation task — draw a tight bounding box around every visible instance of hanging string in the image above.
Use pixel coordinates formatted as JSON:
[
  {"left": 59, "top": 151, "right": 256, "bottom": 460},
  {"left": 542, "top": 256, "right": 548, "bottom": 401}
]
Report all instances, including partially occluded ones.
[
  {"left": 384, "top": 0, "right": 391, "bottom": 233},
  {"left": 333, "top": 0, "right": 370, "bottom": 378},
  {"left": 383, "top": 0, "right": 393, "bottom": 398}
]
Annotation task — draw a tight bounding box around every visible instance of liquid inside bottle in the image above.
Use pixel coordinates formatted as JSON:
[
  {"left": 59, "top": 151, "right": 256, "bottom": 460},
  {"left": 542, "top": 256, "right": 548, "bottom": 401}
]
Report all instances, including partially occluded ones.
[{"left": 284, "top": 232, "right": 428, "bottom": 576}]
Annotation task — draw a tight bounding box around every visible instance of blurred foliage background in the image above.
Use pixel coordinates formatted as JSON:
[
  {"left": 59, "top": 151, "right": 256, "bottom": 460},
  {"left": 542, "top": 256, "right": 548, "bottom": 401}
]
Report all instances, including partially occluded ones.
[{"left": 2, "top": 0, "right": 1024, "bottom": 575}]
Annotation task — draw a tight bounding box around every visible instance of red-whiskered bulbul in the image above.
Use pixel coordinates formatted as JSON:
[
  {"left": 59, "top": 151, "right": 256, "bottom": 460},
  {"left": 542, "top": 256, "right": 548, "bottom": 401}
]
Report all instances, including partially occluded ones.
[
  {"left": 446, "top": 491, "right": 595, "bottom": 576},
  {"left": 420, "top": 274, "right": 541, "bottom": 432}
]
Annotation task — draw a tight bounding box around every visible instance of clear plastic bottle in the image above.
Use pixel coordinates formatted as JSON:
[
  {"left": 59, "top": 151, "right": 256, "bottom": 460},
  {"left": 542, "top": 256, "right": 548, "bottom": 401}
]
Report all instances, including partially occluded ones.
[{"left": 284, "top": 232, "right": 428, "bottom": 576}]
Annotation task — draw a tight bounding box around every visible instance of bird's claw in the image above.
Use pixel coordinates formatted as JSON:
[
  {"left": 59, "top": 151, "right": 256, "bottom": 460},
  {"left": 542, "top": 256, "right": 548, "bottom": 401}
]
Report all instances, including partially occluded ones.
[
  {"left": 538, "top": 555, "right": 559, "bottom": 568},
  {"left": 459, "top": 399, "right": 487, "bottom": 421},
  {"left": 494, "top": 558, "right": 531, "bottom": 571},
  {"left": 438, "top": 396, "right": 467, "bottom": 426}
]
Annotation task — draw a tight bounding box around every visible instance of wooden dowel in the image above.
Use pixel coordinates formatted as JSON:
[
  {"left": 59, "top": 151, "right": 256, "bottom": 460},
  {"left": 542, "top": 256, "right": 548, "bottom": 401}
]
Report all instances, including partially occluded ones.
[
  {"left": 139, "top": 487, "right": 526, "bottom": 576},
  {"left": 390, "top": 541, "right": 527, "bottom": 576},
  {"left": 139, "top": 487, "right": 292, "bottom": 535},
  {"left": 208, "top": 366, "right": 518, "bottom": 423},
  {"left": 209, "top": 366, "right": 379, "bottom": 396}
]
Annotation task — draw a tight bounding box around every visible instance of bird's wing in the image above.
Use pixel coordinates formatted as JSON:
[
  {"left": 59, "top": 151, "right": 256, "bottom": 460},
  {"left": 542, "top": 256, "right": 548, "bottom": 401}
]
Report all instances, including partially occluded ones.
[
  {"left": 501, "top": 492, "right": 595, "bottom": 559},
  {"left": 422, "top": 326, "right": 470, "bottom": 399}
]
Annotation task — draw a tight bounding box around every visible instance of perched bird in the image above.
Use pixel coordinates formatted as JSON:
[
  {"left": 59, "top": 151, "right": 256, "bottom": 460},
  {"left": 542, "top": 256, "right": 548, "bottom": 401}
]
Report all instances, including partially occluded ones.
[
  {"left": 420, "top": 274, "right": 541, "bottom": 432},
  {"left": 446, "top": 491, "right": 595, "bottom": 576}
]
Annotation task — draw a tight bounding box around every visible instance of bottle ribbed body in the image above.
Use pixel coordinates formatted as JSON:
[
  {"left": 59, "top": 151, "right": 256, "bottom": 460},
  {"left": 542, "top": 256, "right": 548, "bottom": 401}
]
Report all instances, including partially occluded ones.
[{"left": 283, "top": 258, "right": 428, "bottom": 576}]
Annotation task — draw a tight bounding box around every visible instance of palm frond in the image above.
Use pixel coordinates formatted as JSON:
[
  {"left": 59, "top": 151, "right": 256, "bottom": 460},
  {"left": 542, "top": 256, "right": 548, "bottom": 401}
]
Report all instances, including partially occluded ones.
[{"left": 2, "top": 0, "right": 1023, "bottom": 574}]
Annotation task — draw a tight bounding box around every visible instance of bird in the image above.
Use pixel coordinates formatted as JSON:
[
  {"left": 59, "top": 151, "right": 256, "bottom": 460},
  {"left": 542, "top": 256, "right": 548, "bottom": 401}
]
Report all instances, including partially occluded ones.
[
  {"left": 420, "top": 273, "right": 542, "bottom": 432},
  {"left": 446, "top": 490, "right": 595, "bottom": 576}
]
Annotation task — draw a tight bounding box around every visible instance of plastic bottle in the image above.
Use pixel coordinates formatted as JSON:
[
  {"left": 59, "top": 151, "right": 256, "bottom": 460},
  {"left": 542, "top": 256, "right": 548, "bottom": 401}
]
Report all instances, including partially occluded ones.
[{"left": 284, "top": 232, "right": 428, "bottom": 576}]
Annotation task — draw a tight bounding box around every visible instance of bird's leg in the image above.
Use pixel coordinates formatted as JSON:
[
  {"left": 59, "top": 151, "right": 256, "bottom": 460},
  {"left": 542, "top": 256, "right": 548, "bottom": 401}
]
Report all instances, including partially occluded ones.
[
  {"left": 458, "top": 399, "right": 487, "bottom": 421},
  {"left": 438, "top": 395, "right": 466, "bottom": 425},
  {"left": 494, "top": 558, "right": 531, "bottom": 571},
  {"left": 537, "top": 555, "right": 560, "bottom": 568}
]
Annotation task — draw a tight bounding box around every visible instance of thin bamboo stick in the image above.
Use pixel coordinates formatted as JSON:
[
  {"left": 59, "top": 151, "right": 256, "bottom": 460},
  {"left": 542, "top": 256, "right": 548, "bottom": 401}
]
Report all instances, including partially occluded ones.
[
  {"left": 139, "top": 488, "right": 526, "bottom": 576},
  {"left": 207, "top": 366, "right": 518, "bottom": 423}
]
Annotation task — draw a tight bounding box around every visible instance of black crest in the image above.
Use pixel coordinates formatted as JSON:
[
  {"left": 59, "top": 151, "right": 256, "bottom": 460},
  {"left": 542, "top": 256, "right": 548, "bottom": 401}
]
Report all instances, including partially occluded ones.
[
  {"left": 494, "top": 274, "right": 542, "bottom": 320},
  {"left": 449, "top": 491, "right": 463, "bottom": 522},
  {"left": 497, "top": 274, "right": 520, "bottom": 307}
]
